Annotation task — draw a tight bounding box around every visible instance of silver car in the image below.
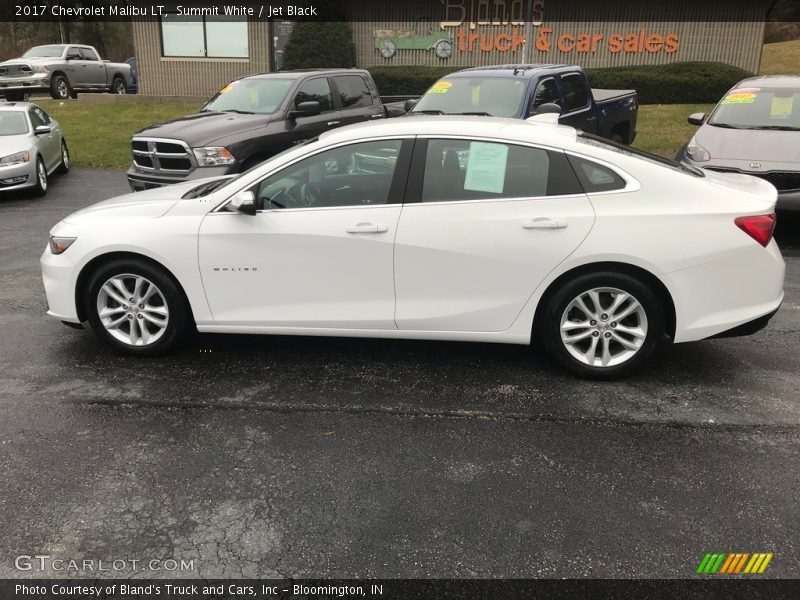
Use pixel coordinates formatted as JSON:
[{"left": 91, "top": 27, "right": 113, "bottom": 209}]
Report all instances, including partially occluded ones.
[
  {"left": 0, "top": 101, "right": 69, "bottom": 195},
  {"left": 677, "top": 75, "right": 800, "bottom": 213}
]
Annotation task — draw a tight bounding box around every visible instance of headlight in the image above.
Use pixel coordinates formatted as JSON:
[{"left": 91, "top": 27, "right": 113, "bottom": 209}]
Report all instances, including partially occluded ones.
[
  {"left": 32, "top": 65, "right": 49, "bottom": 74},
  {"left": 49, "top": 236, "right": 77, "bottom": 255},
  {"left": 685, "top": 139, "right": 711, "bottom": 162},
  {"left": 0, "top": 151, "right": 30, "bottom": 166},
  {"left": 193, "top": 147, "right": 235, "bottom": 167}
]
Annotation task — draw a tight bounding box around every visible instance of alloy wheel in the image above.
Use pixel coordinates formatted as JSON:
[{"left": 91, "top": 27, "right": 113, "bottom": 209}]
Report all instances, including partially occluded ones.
[
  {"left": 57, "top": 80, "right": 68, "bottom": 98},
  {"left": 37, "top": 161, "right": 47, "bottom": 191},
  {"left": 62, "top": 144, "right": 69, "bottom": 169},
  {"left": 96, "top": 274, "right": 169, "bottom": 347},
  {"left": 559, "top": 287, "right": 648, "bottom": 367}
]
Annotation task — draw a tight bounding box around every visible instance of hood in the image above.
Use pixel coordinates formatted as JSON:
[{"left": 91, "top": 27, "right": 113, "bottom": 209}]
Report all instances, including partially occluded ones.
[
  {"left": 0, "top": 133, "right": 33, "bottom": 154},
  {"left": 0, "top": 56, "right": 53, "bottom": 66},
  {"left": 133, "top": 111, "right": 272, "bottom": 147},
  {"left": 61, "top": 180, "right": 208, "bottom": 224},
  {"left": 696, "top": 124, "right": 800, "bottom": 163}
]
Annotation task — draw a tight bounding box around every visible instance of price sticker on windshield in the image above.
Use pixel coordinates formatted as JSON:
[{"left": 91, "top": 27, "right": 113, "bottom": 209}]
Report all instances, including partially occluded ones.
[
  {"left": 429, "top": 81, "right": 452, "bottom": 94},
  {"left": 721, "top": 88, "right": 759, "bottom": 105},
  {"left": 219, "top": 81, "right": 239, "bottom": 94}
]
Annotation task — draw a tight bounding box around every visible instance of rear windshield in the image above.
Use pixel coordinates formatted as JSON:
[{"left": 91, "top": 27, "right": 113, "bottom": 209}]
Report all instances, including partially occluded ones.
[
  {"left": 22, "top": 45, "right": 65, "bottom": 58},
  {"left": 413, "top": 77, "right": 527, "bottom": 118},
  {"left": 0, "top": 112, "right": 29, "bottom": 136},
  {"left": 708, "top": 86, "right": 800, "bottom": 131},
  {"left": 576, "top": 132, "right": 705, "bottom": 178},
  {"left": 202, "top": 78, "right": 294, "bottom": 115}
]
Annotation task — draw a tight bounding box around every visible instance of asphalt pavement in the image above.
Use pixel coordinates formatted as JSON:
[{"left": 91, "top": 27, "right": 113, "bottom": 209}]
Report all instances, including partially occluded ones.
[{"left": 0, "top": 169, "right": 799, "bottom": 578}]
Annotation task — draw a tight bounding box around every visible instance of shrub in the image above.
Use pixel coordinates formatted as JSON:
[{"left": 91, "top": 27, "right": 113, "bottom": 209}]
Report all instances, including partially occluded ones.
[
  {"left": 283, "top": 21, "right": 357, "bottom": 69},
  {"left": 369, "top": 62, "right": 752, "bottom": 104},
  {"left": 585, "top": 62, "right": 753, "bottom": 104}
]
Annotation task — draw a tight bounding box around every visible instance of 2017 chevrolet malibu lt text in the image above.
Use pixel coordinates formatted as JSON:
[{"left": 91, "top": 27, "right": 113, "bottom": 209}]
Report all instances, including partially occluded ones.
[{"left": 40, "top": 117, "right": 785, "bottom": 378}]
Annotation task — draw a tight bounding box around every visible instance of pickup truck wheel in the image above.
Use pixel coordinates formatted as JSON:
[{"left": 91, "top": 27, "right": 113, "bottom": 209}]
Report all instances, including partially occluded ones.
[
  {"left": 112, "top": 76, "right": 127, "bottom": 94},
  {"left": 610, "top": 133, "right": 624, "bottom": 144},
  {"left": 4, "top": 92, "right": 25, "bottom": 102},
  {"left": 50, "top": 75, "right": 71, "bottom": 100}
]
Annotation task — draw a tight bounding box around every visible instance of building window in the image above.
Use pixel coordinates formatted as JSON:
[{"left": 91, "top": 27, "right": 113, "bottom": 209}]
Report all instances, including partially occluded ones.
[{"left": 160, "top": 16, "right": 249, "bottom": 58}]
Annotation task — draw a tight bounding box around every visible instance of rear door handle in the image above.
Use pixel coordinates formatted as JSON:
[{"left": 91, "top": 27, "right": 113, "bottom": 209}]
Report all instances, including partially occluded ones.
[
  {"left": 522, "top": 218, "right": 568, "bottom": 230},
  {"left": 346, "top": 222, "right": 388, "bottom": 234},
  {"left": 327, "top": 120, "right": 340, "bottom": 126}
]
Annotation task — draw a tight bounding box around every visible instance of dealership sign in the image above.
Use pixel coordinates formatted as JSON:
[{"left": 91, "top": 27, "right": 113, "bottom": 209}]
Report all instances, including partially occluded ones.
[{"left": 375, "top": 0, "right": 680, "bottom": 59}]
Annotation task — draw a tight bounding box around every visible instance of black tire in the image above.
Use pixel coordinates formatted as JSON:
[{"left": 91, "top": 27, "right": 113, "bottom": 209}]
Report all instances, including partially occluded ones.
[
  {"left": 49, "top": 75, "right": 71, "bottom": 100},
  {"left": 4, "top": 91, "right": 25, "bottom": 102},
  {"left": 84, "top": 259, "right": 191, "bottom": 356},
  {"left": 32, "top": 156, "right": 48, "bottom": 196},
  {"left": 111, "top": 76, "right": 127, "bottom": 94},
  {"left": 539, "top": 271, "right": 666, "bottom": 379},
  {"left": 56, "top": 140, "right": 70, "bottom": 174},
  {"left": 610, "top": 132, "right": 625, "bottom": 144}
]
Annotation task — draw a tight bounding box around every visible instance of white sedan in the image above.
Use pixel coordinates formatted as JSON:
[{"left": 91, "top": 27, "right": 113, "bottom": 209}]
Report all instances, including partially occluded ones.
[{"left": 41, "top": 116, "right": 785, "bottom": 378}]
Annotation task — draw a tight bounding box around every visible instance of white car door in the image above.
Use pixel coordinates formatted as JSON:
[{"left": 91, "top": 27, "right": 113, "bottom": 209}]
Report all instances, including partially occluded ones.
[
  {"left": 198, "top": 138, "right": 412, "bottom": 329},
  {"left": 394, "top": 138, "right": 596, "bottom": 332}
]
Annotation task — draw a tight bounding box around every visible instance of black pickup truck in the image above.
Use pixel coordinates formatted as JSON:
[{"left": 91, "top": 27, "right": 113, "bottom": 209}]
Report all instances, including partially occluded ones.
[
  {"left": 127, "top": 69, "right": 405, "bottom": 191},
  {"left": 409, "top": 64, "right": 638, "bottom": 144}
]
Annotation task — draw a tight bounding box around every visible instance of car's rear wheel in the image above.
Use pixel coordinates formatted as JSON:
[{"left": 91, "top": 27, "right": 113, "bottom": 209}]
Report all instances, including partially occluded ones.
[
  {"left": 540, "top": 272, "right": 666, "bottom": 379},
  {"left": 85, "top": 259, "right": 190, "bottom": 356},
  {"left": 111, "top": 76, "right": 126, "bottom": 94},
  {"left": 50, "top": 75, "right": 71, "bottom": 100},
  {"left": 32, "top": 156, "right": 48, "bottom": 196},
  {"left": 57, "top": 140, "right": 70, "bottom": 174}
]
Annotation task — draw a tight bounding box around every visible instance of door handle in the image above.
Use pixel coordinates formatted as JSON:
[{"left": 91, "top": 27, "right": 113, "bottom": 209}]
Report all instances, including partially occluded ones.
[
  {"left": 346, "top": 222, "right": 388, "bottom": 234},
  {"left": 327, "top": 120, "right": 340, "bottom": 126},
  {"left": 370, "top": 113, "right": 383, "bottom": 119},
  {"left": 522, "top": 218, "right": 568, "bottom": 230}
]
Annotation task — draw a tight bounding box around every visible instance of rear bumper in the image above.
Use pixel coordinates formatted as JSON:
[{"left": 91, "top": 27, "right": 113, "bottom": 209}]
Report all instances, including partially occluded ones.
[
  {"left": 707, "top": 306, "right": 779, "bottom": 339},
  {"left": 127, "top": 165, "right": 233, "bottom": 191},
  {"left": 776, "top": 189, "right": 800, "bottom": 213}
]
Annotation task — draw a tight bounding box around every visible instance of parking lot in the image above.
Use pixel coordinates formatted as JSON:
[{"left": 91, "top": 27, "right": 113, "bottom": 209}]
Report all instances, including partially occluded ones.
[{"left": 1, "top": 169, "right": 799, "bottom": 578}]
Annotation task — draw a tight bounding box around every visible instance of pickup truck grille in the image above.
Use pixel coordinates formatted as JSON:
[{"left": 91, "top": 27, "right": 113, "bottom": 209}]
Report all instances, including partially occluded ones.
[
  {"left": 131, "top": 137, "right": 195, "bottom": 174},
  {"left": 0, "top": 64, "right": 33, "bottom": 78},
  {"left": 706, "top": 167, "right": 800, "bottom": 192}
]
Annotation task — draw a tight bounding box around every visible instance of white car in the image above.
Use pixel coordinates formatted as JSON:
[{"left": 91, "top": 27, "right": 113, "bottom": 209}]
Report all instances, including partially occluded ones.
[{"left": 40, "top": 116, "right": 785, "bottom": 378}]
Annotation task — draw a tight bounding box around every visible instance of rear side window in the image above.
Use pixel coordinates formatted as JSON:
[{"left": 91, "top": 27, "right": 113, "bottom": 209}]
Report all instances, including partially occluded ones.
[
  {"left": 335, "top": 75, "right": 372, "bottom": 109},
  {"left": 420, "top": 139, "right": 582, "bottom": 202},
  {"left": 294, "top": 78, "right": 334, "bottom": 112},
  {"left": 561, "top": 74, "right": 590, "bottom": 113},
  {"left": 567, "top": 155, "right": 626, "bottom": 192},
  {"left": 529, "top": 77, "right": 560, "bottom": 114},
  {"left": 80, "top": 47, "right": 99, "bottom": 61}
]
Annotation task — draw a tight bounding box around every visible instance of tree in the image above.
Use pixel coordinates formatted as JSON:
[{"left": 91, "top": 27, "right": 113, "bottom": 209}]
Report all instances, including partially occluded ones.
[{"left": 282, "top": 21, "right": 357, "bottom": 69}]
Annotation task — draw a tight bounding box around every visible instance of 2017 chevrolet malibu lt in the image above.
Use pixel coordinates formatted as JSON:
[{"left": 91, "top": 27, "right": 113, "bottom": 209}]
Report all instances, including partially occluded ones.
[
  {"left": 40, "top": 117, "right": 784, "bottom": 378},
  {"left": 677, "top": 75, "right": 800, "bottom": 213},
  {"left": 0, "top": 102, "right": 69, "bottom": 195}
]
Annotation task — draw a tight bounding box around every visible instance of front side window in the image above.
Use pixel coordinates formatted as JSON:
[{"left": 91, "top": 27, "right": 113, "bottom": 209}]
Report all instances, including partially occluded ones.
[
  {"left": 420, "top": 139, "right": 582, "bottom": 202},
  {"left": 294, "top": 78, "right": 334, "bottom": 113},
  {"left": 335, "top": 75, "right": 372, "bottom": 109},
  {"left": 28, "top": 107, "right": 49, "bottom": 128},
  {"left": 161, "top": 16, "right": 249, "bottom": 58},
  {"left": 65, "top": 47, "right": 82, "bottom": 60},
  {"left": 253, "top": 140, "right": 404, "bottom": 210},
  {"left": 561, "top": 74, "right": 590, "bottom": 113},
  {"left": 529, "top": 78, "right": 560, "bottom": 114}
]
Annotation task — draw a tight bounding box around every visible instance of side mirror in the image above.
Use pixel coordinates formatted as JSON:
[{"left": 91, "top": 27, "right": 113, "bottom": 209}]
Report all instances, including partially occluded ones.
[
  {"left": 289, "top": 100, "right": 321, "bottom": 119},
  {"left": 535, "top": 103, "right": 562, "bottom": 116},
  {"left": 404, "top": 98, "right": 418, "bottom": 112},
  {"left": 34, "top": 125, "right": 52, "bottom": 135},
  {"left": 688, "top": 112, "right": 705, "bottom": 126},
  {"left": 229, "top": 190, "right": 256, "bottom": 216}
]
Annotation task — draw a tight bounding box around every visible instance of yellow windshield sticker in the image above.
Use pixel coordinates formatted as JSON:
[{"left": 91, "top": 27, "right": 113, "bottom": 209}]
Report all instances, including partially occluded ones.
[
  {"left": 219, "top": 81, "right": 238, "bottom": 94},
  {"left": 771, "top": 96, "right": 794, "bottom": 117},
  {"left": 429, "top": 81, "right": 452, "bottom": 94},
  {"left": 464, "top": 142, "right": 508, "bottom": 194},
  {"left": 721, "top": 92, "right": 756, "bottom": 105}
]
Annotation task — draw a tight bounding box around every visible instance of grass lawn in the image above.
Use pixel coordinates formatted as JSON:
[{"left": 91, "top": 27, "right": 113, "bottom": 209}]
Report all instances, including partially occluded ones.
[
  {"left": 759, "top": 39, "right": 800, "bottom": 75},
  {"left": 633, "top": 104, "right": 713, "bottom": 157}
]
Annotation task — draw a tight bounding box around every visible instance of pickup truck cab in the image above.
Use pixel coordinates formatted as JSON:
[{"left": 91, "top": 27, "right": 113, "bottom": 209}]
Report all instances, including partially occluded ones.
[
  {"left": 410, "top": 64, "right": 638, "bottom": 144},
  {"left": 127, "top": 69, "right": 396, "bottom": 191},
  {"left": 0, "top": 44, "right": 131, "bottom": 100}
]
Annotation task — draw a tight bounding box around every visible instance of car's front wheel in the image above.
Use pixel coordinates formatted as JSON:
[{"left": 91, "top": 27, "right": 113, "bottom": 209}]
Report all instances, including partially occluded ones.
[
  {"left": 540, "top": 272, "right": 666, "bottom": 379},
  {"left": 32, "top": 156, "right": 48, "bottom": 196},
  {"left": 85, "top": 259, "right": 191, "bottom": 356},
  {"left": 57, "top": 140, "right": 70, "bottom": 174}
]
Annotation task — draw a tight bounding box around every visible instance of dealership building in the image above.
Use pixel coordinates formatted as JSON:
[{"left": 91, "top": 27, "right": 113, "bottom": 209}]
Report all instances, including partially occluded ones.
[{"left": 131, "top": 0, "right": 774, "bottom": 97}]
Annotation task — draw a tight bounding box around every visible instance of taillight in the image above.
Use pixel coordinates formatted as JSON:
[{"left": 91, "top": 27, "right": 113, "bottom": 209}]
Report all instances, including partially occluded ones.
[{"left": 734, "top": 214, "right": 776, "bottom": 247}]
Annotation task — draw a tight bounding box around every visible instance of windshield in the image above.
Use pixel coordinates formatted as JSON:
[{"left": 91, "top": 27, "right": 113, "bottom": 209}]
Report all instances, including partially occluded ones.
[
  {"left": 22, "top": 45, "right": 65, "bottom": 58},
  {"left": 576, "top": 132, "right": 705, "bottom": 178},
  {"left": 0, "top": 112, "right": 29, "bottom": 136},
  {"left": 202, "top": 78, "right": 294, "bottom": 115},
  {"left": 412, "top": 77, "right": 527, "bottom": 118},
  {"left": 708, "top": 86, "right": 800, "bottom": 131}
]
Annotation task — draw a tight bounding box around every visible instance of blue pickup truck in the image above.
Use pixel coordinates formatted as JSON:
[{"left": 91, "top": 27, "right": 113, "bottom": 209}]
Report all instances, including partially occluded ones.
[{"left": 409, "top": 64, "right": 638, "bottom": 144}]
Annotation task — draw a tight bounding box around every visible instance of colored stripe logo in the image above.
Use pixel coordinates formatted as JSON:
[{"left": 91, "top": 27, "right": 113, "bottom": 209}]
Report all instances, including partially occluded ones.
[{"left": 696, "top": 552, "right": 773, "bottom": 574}]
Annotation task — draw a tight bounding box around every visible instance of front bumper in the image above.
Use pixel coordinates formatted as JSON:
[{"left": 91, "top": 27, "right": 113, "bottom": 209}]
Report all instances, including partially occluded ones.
[
  {"left": 40, "top": 243, "right": 82, "bottom": 323},
  {"left": 127, "top": 165, "right": 233, "bottom": 192},
  {"left": 0, "top": 75, "right": 49, "bottom": 94},
  {"left": 0, "top": 160, "right": 36, "bottom": 191}
]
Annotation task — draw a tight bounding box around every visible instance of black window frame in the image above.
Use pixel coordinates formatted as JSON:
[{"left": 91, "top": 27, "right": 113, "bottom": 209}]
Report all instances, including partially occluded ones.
[
  {"left": 560, "top": 73, "right": 590, "bottom": 114},
  {"left": 159, "top": 14, "right": 250, "bottom": 59}
]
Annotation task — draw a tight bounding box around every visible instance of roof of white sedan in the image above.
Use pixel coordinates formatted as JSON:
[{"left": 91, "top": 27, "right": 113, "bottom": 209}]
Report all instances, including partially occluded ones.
[
  {"left": 320, "top": 115, "right": 578, "bottom": 147},
  {"left": 0, "top": 101, "right": 34, "bottom": 111}
]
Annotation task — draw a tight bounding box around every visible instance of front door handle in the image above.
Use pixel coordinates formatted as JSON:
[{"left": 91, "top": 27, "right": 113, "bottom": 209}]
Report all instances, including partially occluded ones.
[
  {"left": 327, "top": 120, "right": 340, "bottom": 126},
  {"left": 522, "top": 218, "right": 568, "bottom": 230},
  {"left": 346, "top": 222, "right": 388, "bottom": 234}
]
